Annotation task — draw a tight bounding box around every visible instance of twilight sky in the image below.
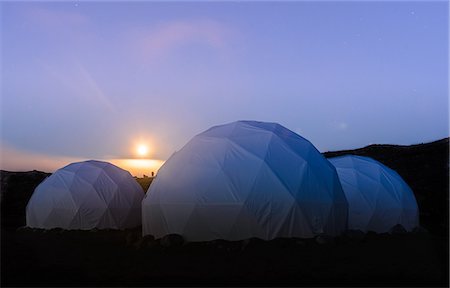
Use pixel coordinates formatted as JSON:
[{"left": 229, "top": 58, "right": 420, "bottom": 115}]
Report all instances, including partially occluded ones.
[{"left": 1, "top": 1, "right": 448, "bottom": 173}]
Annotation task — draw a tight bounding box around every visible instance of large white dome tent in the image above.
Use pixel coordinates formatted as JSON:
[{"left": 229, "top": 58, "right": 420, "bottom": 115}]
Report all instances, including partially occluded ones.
[
  {"left": 329, "top": 155, "right": 419, "bottom": 233},
  {"left": 142, "top": 120, "right": 348, "bottom": 241},
  {"left": 26, "top": 160, "right": 144, "bottom": 230}
]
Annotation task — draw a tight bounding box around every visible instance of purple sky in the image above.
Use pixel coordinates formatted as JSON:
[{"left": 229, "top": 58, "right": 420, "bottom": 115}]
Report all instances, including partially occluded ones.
[{"left": 1, "top": 1, "right": 448, "bottom": 171}]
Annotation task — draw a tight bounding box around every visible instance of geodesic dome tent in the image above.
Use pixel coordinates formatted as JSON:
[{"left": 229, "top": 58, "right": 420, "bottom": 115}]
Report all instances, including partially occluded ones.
[
  {"left": 329, "top": 155, "right": 419, "bottom": 233},
  {"left": 26, "top": 160, "right": 144, "bottom": 230},
  {"left": 142, "top": 120, "right": 348, "bottom": 241}
]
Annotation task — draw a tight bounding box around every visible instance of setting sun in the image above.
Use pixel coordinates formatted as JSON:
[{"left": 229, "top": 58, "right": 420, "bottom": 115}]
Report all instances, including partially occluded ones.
[{"left": 136, "top": 144, "right": 149, "bottom": 157}]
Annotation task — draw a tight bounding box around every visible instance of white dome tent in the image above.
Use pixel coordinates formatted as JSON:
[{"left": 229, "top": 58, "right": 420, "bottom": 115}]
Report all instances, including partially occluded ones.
[
  {"left": 26, "top": 160, "right": 144, "bottom": 230},
  {"left": 329, "top": 155, "right": 419, "bottom": 233},
  {"left": 142, "top": 120, "right": 348, "bottom": 241}
]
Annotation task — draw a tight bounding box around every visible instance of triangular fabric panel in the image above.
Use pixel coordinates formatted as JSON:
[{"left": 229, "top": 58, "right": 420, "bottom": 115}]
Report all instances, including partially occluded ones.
[
  {"left": 26, "top": 160, "right": 144, "bottom": 230},
  {"left": 143, "top": 121, "right": 348, "bottom": 241},
  {"left": 330, "top": 155, "right": 419, "bottom": 233}
]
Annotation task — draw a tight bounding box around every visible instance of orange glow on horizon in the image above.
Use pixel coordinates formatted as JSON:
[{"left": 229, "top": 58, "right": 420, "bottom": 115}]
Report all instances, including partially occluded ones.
[
  {"left": 0, "top": 142, "right": 165, "bottom": 178},
  {"left": 110, "top": 158, "right": 164, "bottom": 177}
]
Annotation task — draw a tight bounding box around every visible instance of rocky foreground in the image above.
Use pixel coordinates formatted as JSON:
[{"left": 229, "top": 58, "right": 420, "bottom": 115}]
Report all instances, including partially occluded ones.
[{"left": 1, "top": 138, "right": 448, "bottom": 286}]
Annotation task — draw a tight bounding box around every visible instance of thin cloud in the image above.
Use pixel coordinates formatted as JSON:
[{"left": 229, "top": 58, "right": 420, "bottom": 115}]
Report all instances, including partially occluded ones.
[
  {"left": 0, "top": 143, "right": 83, "bottom": 173},
  {"left": 37, "top": 59, "right": 116, "bottom": 112},
  {"left": 132, "top": 19, "right": 232, "bottom": 62},
  {"left": 76, "top": 62, "right": 116, "bottom": 113}
]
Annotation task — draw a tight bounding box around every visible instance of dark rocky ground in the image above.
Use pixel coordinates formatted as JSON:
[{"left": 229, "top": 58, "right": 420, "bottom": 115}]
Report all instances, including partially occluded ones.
[{"left": 1, "top": 138, "right": 448, "bottom": 287}]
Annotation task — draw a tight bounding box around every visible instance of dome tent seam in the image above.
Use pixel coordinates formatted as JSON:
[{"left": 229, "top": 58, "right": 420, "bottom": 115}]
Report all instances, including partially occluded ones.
[
  {"left": 329, "top": 155, "right": 419, "bottom": 233},
  {"left": 143, "top": 120, "right": 348, "bottom": 241},
  {"left": 26, "top": 160, "right": 144, "bottom": 230}
]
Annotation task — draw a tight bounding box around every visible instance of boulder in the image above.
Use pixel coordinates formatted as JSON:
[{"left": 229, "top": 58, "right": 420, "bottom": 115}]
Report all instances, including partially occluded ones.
[
  {"left": 125, "top": 231, "right": 139, "bottom": 246},
  {"left": 160, "top": 234, "right": 184, "bottom": 248},
  {"left": 315, "top": 235, "right": 335, "bottom": 245},
  {"left": 344, "top": 229, "right": 366, "bottom": 241},
  {"left": 412, "top": 226, "right": 429, "bottom": 234},
  {"left": 389, "top": 224, "right": 407, "bottom": 234},
  {"left": 240, "top": 237, "right": 264, "bottom": 251},
  {"left": 137, "top": 234, "right": 156, "bottom": 249}
]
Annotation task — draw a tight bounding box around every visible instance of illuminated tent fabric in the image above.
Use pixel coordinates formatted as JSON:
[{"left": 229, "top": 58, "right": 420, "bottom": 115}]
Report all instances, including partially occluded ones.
[
  {"left": 26, "top": 160, "right": 144, "bottom": 230},
  {"left": 329, "top": 155, "right": 419, "bottom": 233},
  {"left": 142, "top": 120, "right": 348, "bottom": 241}
]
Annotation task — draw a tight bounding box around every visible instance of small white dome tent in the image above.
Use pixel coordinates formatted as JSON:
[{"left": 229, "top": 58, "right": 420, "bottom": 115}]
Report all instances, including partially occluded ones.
[
  {"left": 26, "top": 160, "right": 144, "bottom": 230},
  {"left": 142, "top": 120, "right": 348, "bottom": 241},
  {"left": 329, "top": 155, "right": 419, "bottom": 233}
]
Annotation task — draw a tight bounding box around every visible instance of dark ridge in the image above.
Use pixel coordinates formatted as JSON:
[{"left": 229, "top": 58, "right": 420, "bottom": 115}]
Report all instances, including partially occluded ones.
[
  {"left": 1, "top": 170, "right": 51, "bottom": 230},
  {"left": 323, "top": 137, "right": 449, "bottom": 158}
]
